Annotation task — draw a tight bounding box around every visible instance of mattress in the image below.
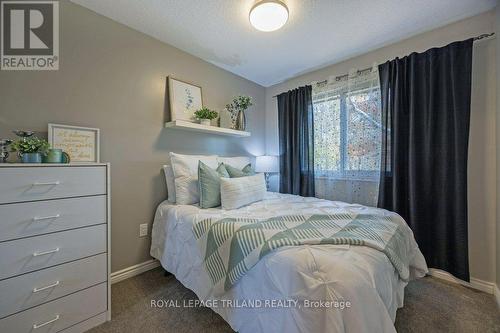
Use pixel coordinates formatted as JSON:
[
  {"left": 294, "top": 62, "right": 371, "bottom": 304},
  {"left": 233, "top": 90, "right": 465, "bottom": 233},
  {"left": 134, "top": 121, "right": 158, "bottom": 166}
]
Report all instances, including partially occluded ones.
[{"left": 151, "top": 192, "right": 428, "bottom": 333}]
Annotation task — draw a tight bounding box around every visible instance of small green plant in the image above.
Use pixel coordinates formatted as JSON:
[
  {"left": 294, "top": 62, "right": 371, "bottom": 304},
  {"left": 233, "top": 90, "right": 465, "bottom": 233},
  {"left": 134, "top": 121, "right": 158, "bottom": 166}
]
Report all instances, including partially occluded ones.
[
  {"left": 11, "top": 137, "right": 50, "bottom": 154},
  {"left": 194, "top": 107, "right": 218, "bottom": 120},
  {"left": 226, "top": 96, "right": 253, "bottom": 114}
]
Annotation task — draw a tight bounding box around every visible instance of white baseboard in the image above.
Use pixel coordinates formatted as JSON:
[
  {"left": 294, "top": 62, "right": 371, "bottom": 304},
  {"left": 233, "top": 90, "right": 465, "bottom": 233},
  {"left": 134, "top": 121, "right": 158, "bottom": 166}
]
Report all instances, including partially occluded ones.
[
  {"left": 110, "top": 259, "right": 161, "bottom": 284},
  {"left": 427, "top": 268, "right": 494, "bottom": 294},
  {"left": 494, "top": 285, "right": 500, "bottom": 309}
]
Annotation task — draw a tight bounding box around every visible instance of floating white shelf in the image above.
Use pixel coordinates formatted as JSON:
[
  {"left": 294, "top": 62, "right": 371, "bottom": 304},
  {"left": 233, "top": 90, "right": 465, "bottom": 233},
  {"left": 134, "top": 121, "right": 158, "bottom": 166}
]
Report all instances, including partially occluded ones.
[{"left": 165, "top": 120, "right": 251, "bottom": 137}]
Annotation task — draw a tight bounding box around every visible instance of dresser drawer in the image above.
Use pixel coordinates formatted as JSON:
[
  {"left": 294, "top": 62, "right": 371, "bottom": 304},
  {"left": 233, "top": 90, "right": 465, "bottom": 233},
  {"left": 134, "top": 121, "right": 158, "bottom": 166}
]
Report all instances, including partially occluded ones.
[
  {"left": 0, "top": 283, "right": 107, "bottom": 333},
  {"left": 58, "top": 312, "right": 107, "bottom": 333},
  {"left": 0, "top": 225, "right": 106, "bottom": 280},
  {"left": 0, "top": 166, "right": 106, "bottom": 204},
  {"left": 0, "top": 253, "right": 107, "bottom": 318},
  {"left": 0, "top": 196, "right": 107, "bottom": 242}
]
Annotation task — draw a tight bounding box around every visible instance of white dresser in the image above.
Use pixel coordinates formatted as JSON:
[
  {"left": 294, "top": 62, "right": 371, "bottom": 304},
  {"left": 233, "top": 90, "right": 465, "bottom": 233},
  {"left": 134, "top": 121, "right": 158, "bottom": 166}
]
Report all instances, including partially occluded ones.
[{"left": 0, "top": 164, "right": 111, "bottom": 333}]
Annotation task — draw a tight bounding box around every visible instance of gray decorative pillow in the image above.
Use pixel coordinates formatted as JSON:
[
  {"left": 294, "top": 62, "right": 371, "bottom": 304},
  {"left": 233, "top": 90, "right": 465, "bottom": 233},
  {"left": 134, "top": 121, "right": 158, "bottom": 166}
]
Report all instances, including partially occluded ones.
[
  {"left": 225, "top": 163, "right": 255, "bottom": 178},
  {"left": 198, "top": 161, "right": 229, "bottom": 208}
]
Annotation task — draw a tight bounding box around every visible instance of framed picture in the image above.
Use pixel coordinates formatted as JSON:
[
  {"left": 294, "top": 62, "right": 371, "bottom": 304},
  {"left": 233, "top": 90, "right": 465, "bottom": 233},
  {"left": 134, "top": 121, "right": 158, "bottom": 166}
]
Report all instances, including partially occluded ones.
[
  {"left": 167, "top": 76, "right": 203, "bottom": 122},
  {"left": 48, "top": 124, "right": 100, "bottom": 163}
]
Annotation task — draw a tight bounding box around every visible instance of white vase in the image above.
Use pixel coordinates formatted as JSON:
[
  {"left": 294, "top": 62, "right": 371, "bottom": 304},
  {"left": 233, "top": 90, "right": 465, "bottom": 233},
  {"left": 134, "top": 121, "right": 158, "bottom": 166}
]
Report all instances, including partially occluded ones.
[
  {"left": 200, "top": 119, "right": 211, "bottom": 126},
  {"left": 219, "top": 108, "right": 233, "bottom": 129}
]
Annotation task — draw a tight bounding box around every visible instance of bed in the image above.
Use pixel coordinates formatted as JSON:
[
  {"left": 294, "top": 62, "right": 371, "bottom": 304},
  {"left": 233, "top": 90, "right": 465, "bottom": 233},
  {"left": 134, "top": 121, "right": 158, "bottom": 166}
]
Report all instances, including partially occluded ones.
[{"left": 150, "top": 191, "right": 428, "bottom": 333}]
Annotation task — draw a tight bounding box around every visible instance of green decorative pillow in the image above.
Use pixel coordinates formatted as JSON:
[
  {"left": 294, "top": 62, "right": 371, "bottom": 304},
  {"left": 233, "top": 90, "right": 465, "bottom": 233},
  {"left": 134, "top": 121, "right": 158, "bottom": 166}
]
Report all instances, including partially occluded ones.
[
  {"left": 198, "top": 161, "right": 229, "bottom": 208},
  {"left": 224, "top": 163, "right": 255, "bottom": 178}
]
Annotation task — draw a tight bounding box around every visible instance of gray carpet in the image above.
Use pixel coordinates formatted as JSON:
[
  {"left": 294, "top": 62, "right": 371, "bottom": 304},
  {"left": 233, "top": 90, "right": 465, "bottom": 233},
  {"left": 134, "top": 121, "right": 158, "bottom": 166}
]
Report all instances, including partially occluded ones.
[{"left": 89, "top": 268, "right": 500, "bottom": 333}]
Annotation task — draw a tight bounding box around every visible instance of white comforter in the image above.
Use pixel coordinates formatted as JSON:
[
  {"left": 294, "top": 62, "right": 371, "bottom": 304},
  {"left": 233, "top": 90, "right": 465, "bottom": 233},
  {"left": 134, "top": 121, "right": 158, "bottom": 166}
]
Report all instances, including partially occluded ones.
[{"left": 150, "top": 193, "right": 428, "bottom": 333}]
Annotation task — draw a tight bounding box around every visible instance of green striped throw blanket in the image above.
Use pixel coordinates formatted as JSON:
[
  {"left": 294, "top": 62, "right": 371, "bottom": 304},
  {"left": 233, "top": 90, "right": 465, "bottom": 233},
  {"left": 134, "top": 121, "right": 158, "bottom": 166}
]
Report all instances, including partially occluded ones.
[{"left": 193, "top": 214, "right": 410, "bottom": 292}]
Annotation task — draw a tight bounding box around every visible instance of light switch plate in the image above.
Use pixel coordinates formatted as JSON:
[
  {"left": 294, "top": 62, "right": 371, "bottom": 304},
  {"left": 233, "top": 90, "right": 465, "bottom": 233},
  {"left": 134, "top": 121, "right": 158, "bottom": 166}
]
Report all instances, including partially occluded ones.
[{"left": 139, "top": 223, "right": 148, "bottom": 237}]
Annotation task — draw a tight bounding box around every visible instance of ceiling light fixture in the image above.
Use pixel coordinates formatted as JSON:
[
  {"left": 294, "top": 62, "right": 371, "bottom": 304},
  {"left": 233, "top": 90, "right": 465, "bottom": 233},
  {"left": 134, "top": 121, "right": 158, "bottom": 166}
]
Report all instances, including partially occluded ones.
[{"left": 249, "top": 0, "right": 289, "bottom": 32}]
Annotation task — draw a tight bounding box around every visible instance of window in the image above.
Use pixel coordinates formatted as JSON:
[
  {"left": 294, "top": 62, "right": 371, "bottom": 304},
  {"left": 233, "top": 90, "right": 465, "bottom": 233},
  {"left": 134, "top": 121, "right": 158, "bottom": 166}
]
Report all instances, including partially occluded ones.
[{"left": 312, "top": 70, "right": 381, "bottom": 181}]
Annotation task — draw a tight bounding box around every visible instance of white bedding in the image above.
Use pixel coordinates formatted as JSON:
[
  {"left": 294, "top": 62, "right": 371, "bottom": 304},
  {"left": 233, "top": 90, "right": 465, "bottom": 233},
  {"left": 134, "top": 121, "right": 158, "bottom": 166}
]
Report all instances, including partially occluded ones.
[{"left": 150, "top": 192, "right": 428, "bottom": 333}]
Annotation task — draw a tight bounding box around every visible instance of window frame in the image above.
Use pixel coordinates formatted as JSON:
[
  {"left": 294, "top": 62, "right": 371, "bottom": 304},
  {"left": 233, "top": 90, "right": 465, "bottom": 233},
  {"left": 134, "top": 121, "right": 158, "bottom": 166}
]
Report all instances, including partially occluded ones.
[{"left": 313, "top": 85, "right": 381, "bottom": 181}]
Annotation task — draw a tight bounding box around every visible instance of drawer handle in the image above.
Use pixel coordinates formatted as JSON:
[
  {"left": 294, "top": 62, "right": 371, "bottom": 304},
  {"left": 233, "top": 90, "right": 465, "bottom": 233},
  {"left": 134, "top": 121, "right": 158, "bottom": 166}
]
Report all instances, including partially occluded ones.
[
  {"left": 33, "top": 214, "right": 61, "bottom": 221},
  {"left": 33, "top": 280, "right": 60, "bottom": 293},
  {"left": 33, "top": 315, "right": 60, "bottom": 329},
  {"left": 32, "top": 181, "right": 61, "bottom": 186},
  {"left": 33, "top": 247, "right": 60, "bottom": 257}
]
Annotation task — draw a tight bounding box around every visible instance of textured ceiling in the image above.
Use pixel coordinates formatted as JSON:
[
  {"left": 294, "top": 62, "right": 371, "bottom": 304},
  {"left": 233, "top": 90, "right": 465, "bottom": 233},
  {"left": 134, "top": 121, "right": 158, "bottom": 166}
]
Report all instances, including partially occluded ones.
[{"left": 71, "top": 0, "right": 496, "bottom": 87}]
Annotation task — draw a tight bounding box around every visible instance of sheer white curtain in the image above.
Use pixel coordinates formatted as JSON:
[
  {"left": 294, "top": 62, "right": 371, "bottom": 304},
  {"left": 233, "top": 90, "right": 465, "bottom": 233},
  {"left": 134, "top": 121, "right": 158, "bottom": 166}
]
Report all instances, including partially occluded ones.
[{"left": 312, "top": 65, "right": 381, "bottom": 206}]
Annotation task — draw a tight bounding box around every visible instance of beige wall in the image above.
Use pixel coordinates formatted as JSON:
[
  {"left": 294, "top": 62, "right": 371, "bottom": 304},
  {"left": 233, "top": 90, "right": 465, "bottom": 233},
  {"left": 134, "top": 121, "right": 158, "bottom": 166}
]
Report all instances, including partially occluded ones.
[
  {"left": 265, "top": 11, "right": 497, "bottom": 283},
  {"left": 0, "top": 1, "right": 266, "bottom": 272},
  {"left": 469, "top": 34, "right": 497, "bottom": 284},
  {"left": 496, "top": 6, "right": 500, "bottom": 290},
  {"left": 1, "top": 1, "right": 496, "bottom": 284}
]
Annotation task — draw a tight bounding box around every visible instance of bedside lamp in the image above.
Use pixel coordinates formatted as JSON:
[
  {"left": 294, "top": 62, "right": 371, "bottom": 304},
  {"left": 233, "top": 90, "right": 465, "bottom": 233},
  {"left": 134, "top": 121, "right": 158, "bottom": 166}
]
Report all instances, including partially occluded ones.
[{"left": 256, "top": 155, "right": 279, "bottom": 190}]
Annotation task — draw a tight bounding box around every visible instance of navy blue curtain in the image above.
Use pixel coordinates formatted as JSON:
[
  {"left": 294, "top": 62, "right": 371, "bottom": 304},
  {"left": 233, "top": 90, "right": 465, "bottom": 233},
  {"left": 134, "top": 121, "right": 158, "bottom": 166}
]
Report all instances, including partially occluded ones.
[
  {"left": 378, "top": 39, "right": 473, "bottom": 281},
  {"left": 277, "top": 85, "right": 315, "bottom": 196}
]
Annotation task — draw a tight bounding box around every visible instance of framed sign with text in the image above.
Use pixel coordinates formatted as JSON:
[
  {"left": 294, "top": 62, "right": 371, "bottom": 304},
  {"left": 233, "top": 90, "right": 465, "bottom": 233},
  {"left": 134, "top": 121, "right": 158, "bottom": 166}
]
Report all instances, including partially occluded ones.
[{"left": 48, "top": 124, "right": 100, "bottom": 163}]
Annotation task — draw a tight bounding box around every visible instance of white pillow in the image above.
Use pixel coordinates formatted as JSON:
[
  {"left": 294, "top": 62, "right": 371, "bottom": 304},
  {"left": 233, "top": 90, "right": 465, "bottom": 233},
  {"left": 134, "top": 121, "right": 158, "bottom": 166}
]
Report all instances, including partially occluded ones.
[
  {"left": 162, "top": 165, "right": 176, "bottom": 202},
  {"left": 174, "top": 176, "right": 199, "bottom": 205},
  {"left": 220, "top": 174, "right": 266, "bottom": 210},
  {"left": 169, "top": 153, "right": 218, "bottom": 204},
  {"left": 170, "top": 152, "right": 218, "bottom": 177},
  {"left": 217, "top": 156, "right": 251, "bottom": 170}
]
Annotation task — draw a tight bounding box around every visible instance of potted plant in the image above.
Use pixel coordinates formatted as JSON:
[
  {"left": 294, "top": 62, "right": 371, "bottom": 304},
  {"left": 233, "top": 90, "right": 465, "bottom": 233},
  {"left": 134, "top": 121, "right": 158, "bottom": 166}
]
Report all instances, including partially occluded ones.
[
  {"left": 11, "top": 136, "right": 50, "bottom": 163},
  {"left": 194, "top": 107, "right": 218, "bottom": 126},
  {"left": 225, "top": 96, "right": 252, "bottom": 130}
]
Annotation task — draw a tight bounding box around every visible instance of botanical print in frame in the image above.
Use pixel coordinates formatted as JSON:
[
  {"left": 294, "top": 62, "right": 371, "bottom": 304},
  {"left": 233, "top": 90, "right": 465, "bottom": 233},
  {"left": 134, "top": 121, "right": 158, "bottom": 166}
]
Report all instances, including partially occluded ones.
[
  {"left": 48, "top": 124, "right": 100, "bottom": 163},
  {"left": 168, "top": 77, "right": 203, "bottom": 122}
]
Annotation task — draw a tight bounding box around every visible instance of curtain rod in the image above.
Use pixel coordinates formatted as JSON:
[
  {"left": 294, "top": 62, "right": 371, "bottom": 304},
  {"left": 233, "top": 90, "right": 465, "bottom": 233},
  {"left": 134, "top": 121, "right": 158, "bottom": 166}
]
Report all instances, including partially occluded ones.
[{"left": 272, "top": 32, "right": 495, "bottom": 98}]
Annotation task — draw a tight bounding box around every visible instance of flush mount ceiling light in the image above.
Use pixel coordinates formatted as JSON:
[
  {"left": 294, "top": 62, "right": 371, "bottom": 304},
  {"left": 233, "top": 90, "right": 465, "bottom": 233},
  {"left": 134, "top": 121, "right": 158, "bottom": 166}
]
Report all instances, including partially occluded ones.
[{"left": 249, "top": 0, "right": 289, "bottom": 32}]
